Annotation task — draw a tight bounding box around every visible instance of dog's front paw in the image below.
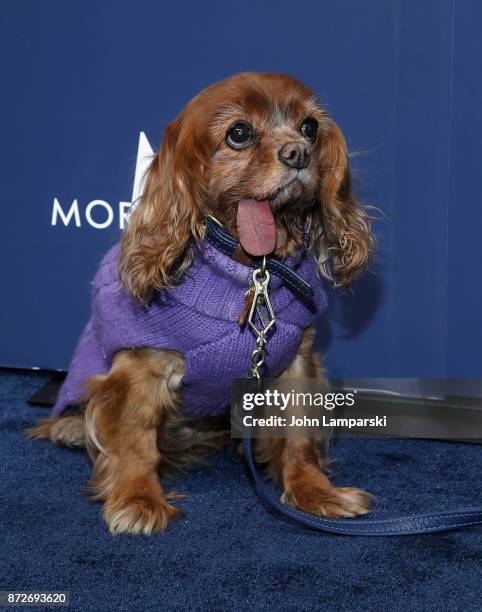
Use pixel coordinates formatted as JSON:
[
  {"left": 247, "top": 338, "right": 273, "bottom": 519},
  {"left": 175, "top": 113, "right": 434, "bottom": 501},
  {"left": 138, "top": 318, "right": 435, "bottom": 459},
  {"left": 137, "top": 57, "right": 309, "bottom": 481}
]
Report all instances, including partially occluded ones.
[
  {"left": 104, "top": 495, "right": 182, "bottom": 535},
  {"left": 282, "top": 477, "right": 373, "bottom": 518}
]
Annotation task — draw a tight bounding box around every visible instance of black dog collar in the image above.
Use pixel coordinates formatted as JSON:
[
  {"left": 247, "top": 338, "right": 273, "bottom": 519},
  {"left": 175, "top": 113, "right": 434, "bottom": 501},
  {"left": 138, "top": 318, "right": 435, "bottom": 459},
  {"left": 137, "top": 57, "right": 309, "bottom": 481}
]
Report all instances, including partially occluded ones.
[{"left": 204, "top": 216, "right": 314, "bottom": 298}]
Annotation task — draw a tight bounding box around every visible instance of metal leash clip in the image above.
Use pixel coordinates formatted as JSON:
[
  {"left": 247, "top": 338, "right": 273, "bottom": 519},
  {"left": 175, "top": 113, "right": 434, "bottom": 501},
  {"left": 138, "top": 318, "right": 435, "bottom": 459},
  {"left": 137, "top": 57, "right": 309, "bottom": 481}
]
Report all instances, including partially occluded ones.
[{"left": 247, "top": 257, "right": 276, "bottom": 379}]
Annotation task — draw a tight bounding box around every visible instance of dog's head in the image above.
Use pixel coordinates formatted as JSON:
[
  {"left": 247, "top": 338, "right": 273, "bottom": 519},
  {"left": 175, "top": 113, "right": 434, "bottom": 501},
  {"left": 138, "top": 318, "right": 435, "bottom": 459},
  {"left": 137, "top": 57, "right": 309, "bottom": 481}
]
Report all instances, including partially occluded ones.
[{"left": 120, "top": 72, "right": 373, "bottom": 300}]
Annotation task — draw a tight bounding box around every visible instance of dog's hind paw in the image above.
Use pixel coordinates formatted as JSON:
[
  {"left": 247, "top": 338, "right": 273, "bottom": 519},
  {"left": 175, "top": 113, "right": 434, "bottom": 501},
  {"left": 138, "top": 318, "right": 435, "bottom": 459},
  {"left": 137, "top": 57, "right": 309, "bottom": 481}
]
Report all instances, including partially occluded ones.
[{"left": 25, "top": 416, "right": 86, "bottom": 449}]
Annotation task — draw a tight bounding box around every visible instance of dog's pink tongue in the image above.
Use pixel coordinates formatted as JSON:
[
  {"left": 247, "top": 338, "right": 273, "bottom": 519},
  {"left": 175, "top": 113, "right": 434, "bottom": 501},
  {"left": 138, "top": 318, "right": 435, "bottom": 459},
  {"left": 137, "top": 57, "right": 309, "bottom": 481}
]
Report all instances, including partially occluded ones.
[{"left": 237, "top": 199, "right": 276, "bottom": 256}]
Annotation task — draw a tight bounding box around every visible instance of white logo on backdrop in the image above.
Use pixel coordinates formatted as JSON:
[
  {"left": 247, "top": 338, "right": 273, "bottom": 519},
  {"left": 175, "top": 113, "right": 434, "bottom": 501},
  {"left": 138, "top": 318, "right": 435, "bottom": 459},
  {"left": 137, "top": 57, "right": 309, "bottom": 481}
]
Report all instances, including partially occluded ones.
[{"left": 50, "top": 132, "right": 154, "bottom": 229}]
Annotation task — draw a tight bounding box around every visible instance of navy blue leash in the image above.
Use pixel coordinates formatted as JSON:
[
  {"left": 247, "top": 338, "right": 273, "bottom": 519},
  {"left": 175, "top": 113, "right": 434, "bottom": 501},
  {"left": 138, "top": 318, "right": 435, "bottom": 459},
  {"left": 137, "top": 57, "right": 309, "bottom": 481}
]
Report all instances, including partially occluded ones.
[
  {"left": 206, "top": 215, "right": 482, "bottom": 534},
  {"left": 243, "top": 437, "right": 482, "bottom": 536}
]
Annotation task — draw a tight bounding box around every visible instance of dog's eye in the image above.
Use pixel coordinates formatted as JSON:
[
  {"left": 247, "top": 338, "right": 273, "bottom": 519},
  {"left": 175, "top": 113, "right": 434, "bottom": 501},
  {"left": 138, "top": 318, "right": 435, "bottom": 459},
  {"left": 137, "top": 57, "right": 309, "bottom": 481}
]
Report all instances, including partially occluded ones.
[
  {"left": 226, "top": 122, "right": 252, "bottom": 149},
  {"left": 300, "top": 118, "right": 318, "bottom": 142}
]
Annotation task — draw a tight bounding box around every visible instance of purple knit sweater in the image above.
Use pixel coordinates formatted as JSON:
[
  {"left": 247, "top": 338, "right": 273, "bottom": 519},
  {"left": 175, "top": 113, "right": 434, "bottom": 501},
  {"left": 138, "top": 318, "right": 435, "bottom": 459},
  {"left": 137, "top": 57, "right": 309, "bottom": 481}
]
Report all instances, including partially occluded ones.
[{"left": 52, "top": 241, "right": 327, "bottom": 418}]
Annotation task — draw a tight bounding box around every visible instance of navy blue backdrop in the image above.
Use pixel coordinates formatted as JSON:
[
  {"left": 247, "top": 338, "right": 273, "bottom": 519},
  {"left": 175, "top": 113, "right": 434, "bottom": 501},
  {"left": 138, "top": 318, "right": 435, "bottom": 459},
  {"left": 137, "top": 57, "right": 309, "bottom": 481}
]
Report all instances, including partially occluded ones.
[{"left": 1, "top": 0, "right": 481, "bottom": 379}]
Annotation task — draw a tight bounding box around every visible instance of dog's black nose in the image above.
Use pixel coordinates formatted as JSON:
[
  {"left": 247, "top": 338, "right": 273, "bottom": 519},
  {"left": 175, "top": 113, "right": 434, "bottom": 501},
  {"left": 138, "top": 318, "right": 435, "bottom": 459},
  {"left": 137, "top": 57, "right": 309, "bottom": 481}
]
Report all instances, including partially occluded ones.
[{"left": 278, "top": 142, "right": 310, "bottom": 169}]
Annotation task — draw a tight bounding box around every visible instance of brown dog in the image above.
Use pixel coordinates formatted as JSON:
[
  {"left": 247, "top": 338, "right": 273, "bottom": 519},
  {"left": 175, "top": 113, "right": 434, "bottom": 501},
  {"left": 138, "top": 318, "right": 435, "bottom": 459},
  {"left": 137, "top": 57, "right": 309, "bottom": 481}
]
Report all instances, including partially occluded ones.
[{"left": 28, "top": 72, "right": 373, "bottom": 534}]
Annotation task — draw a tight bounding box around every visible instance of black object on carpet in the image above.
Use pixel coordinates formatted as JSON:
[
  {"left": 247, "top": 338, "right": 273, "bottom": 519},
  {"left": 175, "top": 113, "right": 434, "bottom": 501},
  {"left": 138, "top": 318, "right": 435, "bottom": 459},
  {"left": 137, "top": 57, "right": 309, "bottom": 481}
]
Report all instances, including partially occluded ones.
[{"left": 1, "top": 369, "right": 481, "bottom": 611}]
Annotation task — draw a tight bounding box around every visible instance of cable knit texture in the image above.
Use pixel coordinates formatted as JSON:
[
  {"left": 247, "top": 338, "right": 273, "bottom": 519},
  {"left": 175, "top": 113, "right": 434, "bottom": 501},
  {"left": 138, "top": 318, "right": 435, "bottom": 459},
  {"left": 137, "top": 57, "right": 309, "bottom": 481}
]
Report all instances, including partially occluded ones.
[{"left": 52, "top": 241, "right": 327, "bottom": 417}]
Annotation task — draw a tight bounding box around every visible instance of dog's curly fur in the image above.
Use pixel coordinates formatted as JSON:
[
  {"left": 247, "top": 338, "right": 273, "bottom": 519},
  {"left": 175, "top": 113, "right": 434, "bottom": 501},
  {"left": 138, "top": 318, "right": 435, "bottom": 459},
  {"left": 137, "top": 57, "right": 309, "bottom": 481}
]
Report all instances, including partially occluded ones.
[{"left": 27, "top": 72, "right": 374, "bottom": 534}]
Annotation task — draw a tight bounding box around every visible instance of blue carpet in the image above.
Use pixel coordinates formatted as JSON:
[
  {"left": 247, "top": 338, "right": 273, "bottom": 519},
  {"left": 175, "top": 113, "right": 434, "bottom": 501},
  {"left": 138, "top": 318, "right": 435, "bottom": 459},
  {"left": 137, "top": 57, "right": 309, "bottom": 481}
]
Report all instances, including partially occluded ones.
[{"left": 1, "top": 369, "right": 481, "bottom": 611}]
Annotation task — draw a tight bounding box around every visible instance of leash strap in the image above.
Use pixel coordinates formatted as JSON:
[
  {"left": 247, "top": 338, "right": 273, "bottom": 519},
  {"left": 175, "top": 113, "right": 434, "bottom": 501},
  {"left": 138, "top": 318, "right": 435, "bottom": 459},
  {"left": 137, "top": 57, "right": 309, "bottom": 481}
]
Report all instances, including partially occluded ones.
[
  {"left": 216, "top": 214, "right": 482, "bottom": 535},
  {"left": 205, "top": 217, "right": 314, "bottom": 298},
  {"left": 243, "top": 437, "right": 482, "bottom": 536}
]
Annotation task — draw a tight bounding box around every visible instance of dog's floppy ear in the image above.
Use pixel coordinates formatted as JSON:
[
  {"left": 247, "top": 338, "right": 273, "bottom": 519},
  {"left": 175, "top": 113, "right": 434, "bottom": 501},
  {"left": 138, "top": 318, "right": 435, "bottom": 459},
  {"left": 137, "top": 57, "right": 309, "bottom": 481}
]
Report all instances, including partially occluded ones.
[
  {"left": 119, "top": 113, "right": 205, "bottom": 301},
  {"left": 312, "top": 118, "right": 373, "bottom": 287}
]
